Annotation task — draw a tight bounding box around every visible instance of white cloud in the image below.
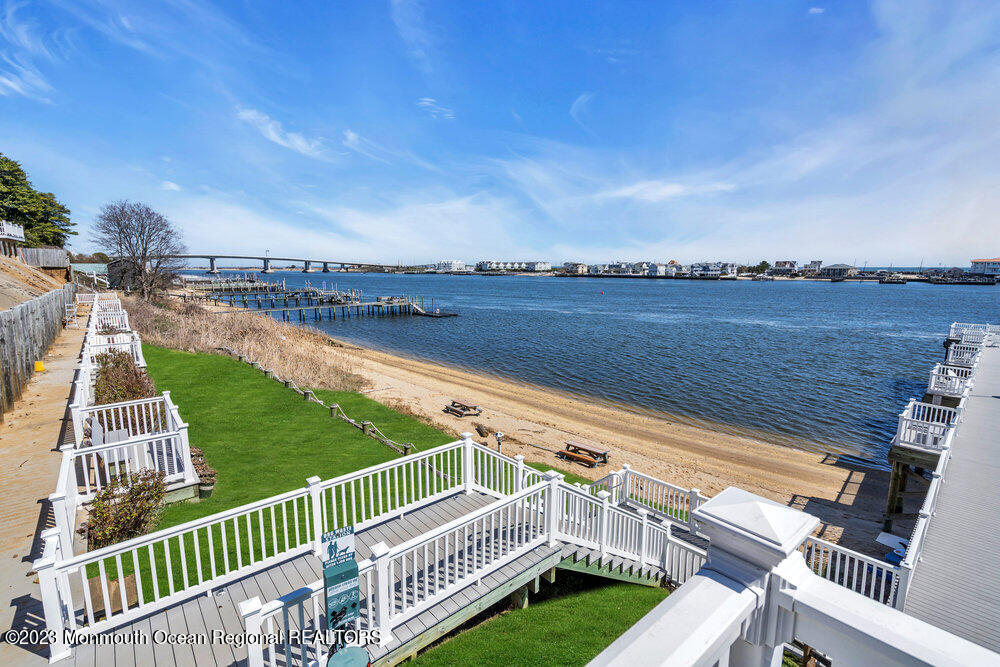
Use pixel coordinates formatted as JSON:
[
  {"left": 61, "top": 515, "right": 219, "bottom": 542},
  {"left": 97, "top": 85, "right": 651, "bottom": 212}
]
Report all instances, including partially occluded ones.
[
  {"left": 343, "top": 128, "right": 438, "bottom": 170},
  {"left": 0, "top": 53, "right": 52, "bottom": 100},
  {"left": 161, "top": 180, "right": 181, "bottom": 191},
  {"left": 569, "top": 92, "right": 595, "bottom": 133},
  {"left": 390, "top": 0, "right": 435, "bottom": 73},
  {"left": 808, "top": 7, "right": 825, "bottom": 14},
  {"left": 416, "top": 97, "right": 454, "bottom": 119},
  {"left": 601, "top": 181, "right": 735, "bottom": 203},
  {"left": 236, "top": 108, "right": 329, "bottom": 160}
]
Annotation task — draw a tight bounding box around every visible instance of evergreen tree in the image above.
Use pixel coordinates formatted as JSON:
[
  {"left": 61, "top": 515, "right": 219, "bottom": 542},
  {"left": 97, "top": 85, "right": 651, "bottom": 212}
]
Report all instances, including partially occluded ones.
[{"left": 0, "top": 152, "right": 75, "bottom": 247}]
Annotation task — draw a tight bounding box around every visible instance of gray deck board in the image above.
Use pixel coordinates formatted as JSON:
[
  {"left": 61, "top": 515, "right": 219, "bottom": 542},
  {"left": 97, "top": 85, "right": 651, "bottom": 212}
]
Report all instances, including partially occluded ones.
[
  {"left": 904, "top": 345, "right": 1000, "bottom": 653},
  {"left": 75, "top": 491, "right": 497, "bottom": 666}
]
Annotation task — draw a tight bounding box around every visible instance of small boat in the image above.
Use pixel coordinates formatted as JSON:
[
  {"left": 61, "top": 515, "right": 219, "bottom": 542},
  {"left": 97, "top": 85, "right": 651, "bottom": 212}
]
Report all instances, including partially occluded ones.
[
  {"left": 879, "top": 274, "right": 907, "bottom": 284},
  {"left": 751, "top": 274, "right": 775, "bottom": 281}
]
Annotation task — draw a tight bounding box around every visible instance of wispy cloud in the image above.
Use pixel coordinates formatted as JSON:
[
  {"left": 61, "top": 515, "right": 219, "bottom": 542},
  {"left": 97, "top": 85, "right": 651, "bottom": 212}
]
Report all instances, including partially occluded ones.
[
  {"left": 808, "top": 7, "right": 825, "bottom": 15},
  {"left": 569, "top": 92, "right": 595, "bottom": 133},
  {"left": 237, "top": 108, "right": 329, "bottom": 160},
  {"left": 0, "top": 53, "right": 52, "bottom": 100},
  {"left": 390, "top": 0, "right": 435, "bottom": 73},
  {"left": 160, "top": 180, "right": 181, "bottom": 191},
  {"left": 601, "top": 181, "right": 735, "bottom": 203},
  {"left": 416, "top": 97, "right": 454, "bottom": 119},
  {"left": 343, "top": 128, "right": 438, "bottom": 170}
]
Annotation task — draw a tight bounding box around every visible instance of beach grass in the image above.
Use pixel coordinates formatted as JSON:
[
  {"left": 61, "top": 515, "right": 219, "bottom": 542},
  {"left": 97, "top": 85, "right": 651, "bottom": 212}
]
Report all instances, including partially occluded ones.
[{"left": 411, "top": 570, "right": 669, "bottom": 666}]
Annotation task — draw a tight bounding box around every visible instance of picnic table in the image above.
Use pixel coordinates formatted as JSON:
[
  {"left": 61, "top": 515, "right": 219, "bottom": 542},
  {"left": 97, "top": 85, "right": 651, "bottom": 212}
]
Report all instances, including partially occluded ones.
[
  {"left": 564, "top": 441, "right": 611, "bottom": 465},
  {"left": 444, "top": 399, "right": 482, "bottom": 418}
]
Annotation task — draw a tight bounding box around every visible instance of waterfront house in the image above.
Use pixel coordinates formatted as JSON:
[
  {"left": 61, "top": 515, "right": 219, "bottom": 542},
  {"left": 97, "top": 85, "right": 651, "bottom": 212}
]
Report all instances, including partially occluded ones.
[
  {"left": 818, "top": 263, "right": 857, "bottom": 278},
  {"left": 971, "top": 257, "right": 1000, "bottom": 275},
  {"left": 631, "top": 261, "right": 651, "bottom": 274},
  {"left": 563, "top": 262, "right": 588, "bottom": 274},
  {"left": 801, "top": 259, "right": 823, "bottom": 275},
  {"left": 435, "top": 259, "right": 466, "bottom": 272},
  {"left": 769, "top": 260, "right": 798, "bottom": 276},
  {"left": 691, "top": 261, "right": 738, "bottom": 278},
  {"left": 607, "top": 261, "right": 633, "bottom": 274},
  {"left": 647, "top": 263, "right": 668, "bottom": 276},
  {"left": 525, "top": 261, "right": 552, "bottom": 272}
]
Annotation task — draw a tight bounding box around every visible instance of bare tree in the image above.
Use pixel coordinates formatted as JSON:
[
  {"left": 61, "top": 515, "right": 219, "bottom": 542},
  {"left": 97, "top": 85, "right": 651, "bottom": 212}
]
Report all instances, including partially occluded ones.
[{"left": 93, "top": 200, "right": 186, "bottom": 299}]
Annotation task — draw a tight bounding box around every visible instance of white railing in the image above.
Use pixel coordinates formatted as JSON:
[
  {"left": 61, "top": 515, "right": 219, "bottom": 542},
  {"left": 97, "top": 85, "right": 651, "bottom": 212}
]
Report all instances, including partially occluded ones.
[
  {"left": 895, "top": 399, "right": 961, "bottom": 452},
  {"left": 91, "top": 296, "right": 123, "bottom": 313},
  {"left": 926, "top": 363, "right": 974, "bottom": 397},
  {"left": 949, "top": 322, "right": 1000, "bottom": 341},
  {"left": 0, "top": 220, "right": 25, "bottom": 241},
  {"left": 36, "top": 439, "right": 475, "bottom": 650},
  {"left": 801, "top": 537, "right": 900, "bottom": 606},
  {"left": 946, "top": 342, "right": 981, "bottom": 367},
  {"left": 71, "top": 432, "right": 190, "bottom": 501},
  {"left": 90, "top": 310, "right": 130, "bottom": 332},
  {"left": 76, "top": 293, "right": 96, "bottom": 305},
  {"left": 471, "top": 443, "right": 545, "bottom": 496},
  {"left": 82, "top": 335, "right": 147, "bottom": 368},
  {"left": 77, "top": 395, "right": 173, "bottom": 446},
  {"left": 615, "top": 465, "right": 708, "bottom": 532}
]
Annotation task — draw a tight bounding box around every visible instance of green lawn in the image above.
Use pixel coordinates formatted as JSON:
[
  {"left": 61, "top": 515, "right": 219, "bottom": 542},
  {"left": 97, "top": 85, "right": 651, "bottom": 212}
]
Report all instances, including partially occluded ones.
[
  {"left": 142, "top": 345, "right": 406, "bottom": 529},
  {"left": 412, "top": 570, "right": 669, "bottom": 666}
]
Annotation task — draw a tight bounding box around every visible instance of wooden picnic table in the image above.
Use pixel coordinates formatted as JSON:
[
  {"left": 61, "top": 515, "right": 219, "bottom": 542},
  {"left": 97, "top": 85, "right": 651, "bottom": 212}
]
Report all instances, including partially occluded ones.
[
  {"left": 565, "top": 441, "right": 611, "bottom": 465},
  {"left": 444, "top": 399, "right": 482, "bottom": 418}
]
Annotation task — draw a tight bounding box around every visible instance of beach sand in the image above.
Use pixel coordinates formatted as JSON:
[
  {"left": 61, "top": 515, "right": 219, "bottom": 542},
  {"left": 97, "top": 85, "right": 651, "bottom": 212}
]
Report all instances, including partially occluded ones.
[{"left": 320, "top": 339, "right": 891, "bottom": 556}]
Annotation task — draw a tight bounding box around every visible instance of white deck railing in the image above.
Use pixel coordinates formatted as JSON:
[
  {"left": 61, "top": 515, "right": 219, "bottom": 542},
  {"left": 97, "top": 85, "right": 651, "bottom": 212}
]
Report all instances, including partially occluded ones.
[
  {"left": 946, "top": 342, "right": 981, "bottom": 367},
  {"left": 801, "top": 536, "right": 901, "bottom": 606},
  {"left": 605, "top": 465, "right": 709, "bottom": 533},
  {"left": 926, "top": 363, "right": 974, "bottom": 397},
  {"left": 82, "top": 335, "right": 147, "bottom": 368},
  {"left": 894, "top": 399, "right": 961, "bottom": 452},
  {"left": 90, "top": 310, "right": 130, "bottom": 332},
  {"left": 0, "top": 220, "right": 25, "bottom": 241}
]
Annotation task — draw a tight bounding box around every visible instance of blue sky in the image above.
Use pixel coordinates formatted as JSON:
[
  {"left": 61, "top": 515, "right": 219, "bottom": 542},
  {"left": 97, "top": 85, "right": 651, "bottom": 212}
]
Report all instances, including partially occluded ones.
[{"left": 1, "top": 1, "right": 997, "bottom": 266}]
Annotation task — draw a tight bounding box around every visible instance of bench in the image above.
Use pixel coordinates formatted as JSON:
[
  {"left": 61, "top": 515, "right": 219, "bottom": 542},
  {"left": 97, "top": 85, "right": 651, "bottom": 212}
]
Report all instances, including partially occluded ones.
[
  {"left": 565, "top": 441, "right": 610, "bottom": 465},
  {"left": 444, "top": 399, "right": 482, "bottom": 418},
  {"left": 556, "top": 449, "right": 598, "bottom": 468}
]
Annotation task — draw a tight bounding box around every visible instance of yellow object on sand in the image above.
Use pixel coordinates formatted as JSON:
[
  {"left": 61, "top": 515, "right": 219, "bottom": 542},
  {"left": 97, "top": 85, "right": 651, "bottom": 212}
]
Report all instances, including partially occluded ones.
[{"left": 35, "top": 361, "right": 45, "bottom": 372}]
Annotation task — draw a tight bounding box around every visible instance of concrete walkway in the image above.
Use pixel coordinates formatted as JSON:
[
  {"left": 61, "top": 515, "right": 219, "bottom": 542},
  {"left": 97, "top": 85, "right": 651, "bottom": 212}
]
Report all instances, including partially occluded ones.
[{"left": 0, "top": 321, "right": 85, "bottom": 665}]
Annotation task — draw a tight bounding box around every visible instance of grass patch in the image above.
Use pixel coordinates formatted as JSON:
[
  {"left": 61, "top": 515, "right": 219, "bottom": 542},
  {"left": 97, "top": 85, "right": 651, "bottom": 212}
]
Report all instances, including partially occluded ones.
[
  {"left": 526, "top": 461, "right": 593, "bottom": 487},
  {"left": 412, "top": 570, "right": 668, "bottom": 666},
  {"left": 142, "top": 345, "right": 403, "bottom": 529}
]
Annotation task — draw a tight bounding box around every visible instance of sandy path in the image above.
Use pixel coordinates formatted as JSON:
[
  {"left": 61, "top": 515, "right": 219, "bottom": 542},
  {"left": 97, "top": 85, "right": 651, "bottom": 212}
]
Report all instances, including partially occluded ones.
[{"left": 322, "top": 340, "right": 890, "bottom": 555}]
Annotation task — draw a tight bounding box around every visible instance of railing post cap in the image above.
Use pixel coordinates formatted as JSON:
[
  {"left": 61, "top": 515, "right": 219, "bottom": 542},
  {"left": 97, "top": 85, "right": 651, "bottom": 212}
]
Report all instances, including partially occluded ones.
[
  {"left": 370, "top": 541, "right": 391, "bottom": 557},
  {"left": 690, "top": 487, "right": 702, "bottom": 495},
  {"left": 460, "top": 432, "right": 474, "bottom": 440},
  {"left": 306, "top": 475, "right": 322, "bottom": 485},
  {"left": 596, "top": 490, "right": 611, "bottom": 501},
  {"left": 41, "top": 527, "right": 60, "bottom": 539},
  {"left": 47, "top": 491, "right": 66, "bottom": 502},
  {"left": 621, "top": 463, "right": 631, "bottom": 470},
  {"left": 514, "top": 454, "right": 525, "bottom": 462},
  {"left": 542, "top": 470, "right": 564, "bottom": 481},
  {"left": 238, "top": 596, "right": 263, "bottom": 616}
]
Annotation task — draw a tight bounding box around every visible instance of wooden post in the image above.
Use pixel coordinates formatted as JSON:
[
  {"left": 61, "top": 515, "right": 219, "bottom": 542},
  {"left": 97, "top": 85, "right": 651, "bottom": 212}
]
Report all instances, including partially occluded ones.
[
  {"left": 461, "top": 432, "right": 475, "bottom": 494},
  {"left": 543, "top": 470, "right": 563, "bottom": 547},
  {"left": 239, "top": 597, "right": 265, "bottom": 667},
  {"left": 371, "top": 541, "right": 393, "bottom": 644},
  {"left": 307, "top": 476, "right": 323, "bottom": 557},
  {"left": 884, "top": 460, "right": 905, "bottom": 532},
  {"left": 510, "top": 585, "right": 529, "bottom": 609}
]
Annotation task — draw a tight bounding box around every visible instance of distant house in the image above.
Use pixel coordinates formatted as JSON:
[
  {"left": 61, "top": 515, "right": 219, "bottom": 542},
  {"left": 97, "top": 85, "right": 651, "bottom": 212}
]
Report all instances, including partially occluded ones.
[
  {"left": 971, "top": 258, "right": 1000, "bottom": 275},
  {"left": 691, "top": 261, "right": 738, "bottom": 278},
  {"left": 769, "top": 260, "right": 797, "bottom": 276},
  {"left": 435, "top": 260, "right": 466, "bottom": 272},
  {"left": 525, "top": 261, "right": 552, "bottom": 272},
  {"left": 563, "top": 262, "right": 588, "bottom": 274},
  {"left": 647, "top": 263, "right": 667, "bottom": 276},
  {"left": 818, "top": 263, "right": 857, "bottom": 278},
  {"left": 607, "top": 261, "right": 633, "bottom": 274},
  {"left": 631, "top": 261, "right": 650, "bottom": 274},
  {"left": 801, "top": 260, "right": 823, "bottom": 275}
]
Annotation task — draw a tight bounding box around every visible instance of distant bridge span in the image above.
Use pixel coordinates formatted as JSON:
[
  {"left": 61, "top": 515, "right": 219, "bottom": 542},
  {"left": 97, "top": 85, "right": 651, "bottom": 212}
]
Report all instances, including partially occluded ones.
[{"left": 168, "top": 253, "right": 398, "bottom": 273}]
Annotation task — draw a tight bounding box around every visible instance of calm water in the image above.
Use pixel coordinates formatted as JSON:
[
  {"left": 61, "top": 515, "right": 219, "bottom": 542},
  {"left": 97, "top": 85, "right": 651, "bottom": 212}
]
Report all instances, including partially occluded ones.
[{"left": 191, "top": 271, "right": 998, "bottom": 464}]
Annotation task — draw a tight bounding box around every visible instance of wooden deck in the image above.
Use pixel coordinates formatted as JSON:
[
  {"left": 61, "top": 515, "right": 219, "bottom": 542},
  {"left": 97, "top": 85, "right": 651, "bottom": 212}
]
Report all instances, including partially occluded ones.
[
  {"left": 904, "top": 345, "right": 1000, "bottom": 652},
  {"left": 70, "top": 492, "right": 498, "bottom": 666}
]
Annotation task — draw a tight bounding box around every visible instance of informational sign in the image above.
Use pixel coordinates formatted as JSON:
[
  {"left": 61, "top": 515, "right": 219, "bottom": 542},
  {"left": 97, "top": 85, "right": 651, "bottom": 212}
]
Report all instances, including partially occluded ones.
[{"left": 321, "top": 526, "right": 360, "bottom": 632}]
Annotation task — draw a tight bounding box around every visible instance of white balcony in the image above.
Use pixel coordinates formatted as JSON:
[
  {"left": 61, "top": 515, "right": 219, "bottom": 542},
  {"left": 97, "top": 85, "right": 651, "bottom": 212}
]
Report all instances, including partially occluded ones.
[
  {"left": 0, "top": 220, "right": 25, "bottom": 242},
  {"left": 946, "top": 342, "right": 981, "bottom": 367},
  {"left": 895, "top": 399, "right": 961, "bottom": 453},
  {"left": 926, "top": 363, "right": 974, "bottom": 398}
]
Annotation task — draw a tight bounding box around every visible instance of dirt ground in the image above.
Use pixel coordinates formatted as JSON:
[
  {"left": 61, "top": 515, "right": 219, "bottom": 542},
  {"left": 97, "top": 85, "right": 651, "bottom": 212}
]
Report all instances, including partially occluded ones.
[{"left": 0, "top": 256, "right": 65, "bottom": 309}]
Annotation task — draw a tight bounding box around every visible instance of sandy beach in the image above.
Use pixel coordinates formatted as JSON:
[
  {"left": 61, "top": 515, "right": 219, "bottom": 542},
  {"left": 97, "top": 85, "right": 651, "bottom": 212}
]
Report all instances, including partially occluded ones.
[{"left": 319, "top": 338, "right": 890, "bottom": 555}]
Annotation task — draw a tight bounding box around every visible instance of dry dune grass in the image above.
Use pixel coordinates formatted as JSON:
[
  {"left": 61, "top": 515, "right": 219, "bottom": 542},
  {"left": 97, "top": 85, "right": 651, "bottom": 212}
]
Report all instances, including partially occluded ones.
[{"left": 123, "top": 296, "right": 366, "bottom": 392}]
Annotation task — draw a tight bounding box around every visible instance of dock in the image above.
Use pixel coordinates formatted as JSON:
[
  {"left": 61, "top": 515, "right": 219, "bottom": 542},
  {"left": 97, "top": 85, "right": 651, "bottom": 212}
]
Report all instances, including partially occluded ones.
[{"left": 902, "top": 343, "right": 1000, "bottom": 651}]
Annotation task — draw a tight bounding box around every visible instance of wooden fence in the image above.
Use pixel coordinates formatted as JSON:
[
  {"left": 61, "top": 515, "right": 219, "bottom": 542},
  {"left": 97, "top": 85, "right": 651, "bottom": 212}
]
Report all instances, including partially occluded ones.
[{"left": 0, "top": 284, "right": 75, "bottom": 422}]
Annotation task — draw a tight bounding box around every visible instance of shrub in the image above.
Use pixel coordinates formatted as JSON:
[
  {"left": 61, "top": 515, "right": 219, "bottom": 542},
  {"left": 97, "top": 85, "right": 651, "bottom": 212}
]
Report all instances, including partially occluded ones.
[
  {"left": 94, "top": 350, "right": 157, "bottom": 405},
  {"left": 88, "top": 469, "right": 166, "bottom": 549},
  {"left": 190, "top": 446, "right": 217, "bottom": 485}
]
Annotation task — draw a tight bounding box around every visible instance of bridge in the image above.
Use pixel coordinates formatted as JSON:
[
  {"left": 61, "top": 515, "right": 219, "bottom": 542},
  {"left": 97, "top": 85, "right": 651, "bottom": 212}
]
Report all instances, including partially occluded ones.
[{"left": 168, "top": 254, "right": 398, "bottom": 274}]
